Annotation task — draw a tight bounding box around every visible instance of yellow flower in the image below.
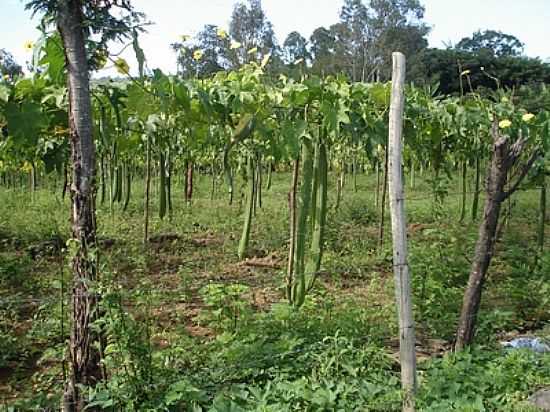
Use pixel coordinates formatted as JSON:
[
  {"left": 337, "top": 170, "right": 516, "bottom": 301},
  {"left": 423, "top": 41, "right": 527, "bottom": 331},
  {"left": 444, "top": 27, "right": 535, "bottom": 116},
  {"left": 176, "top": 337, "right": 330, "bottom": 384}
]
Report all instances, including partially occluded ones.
[
  {"left": 522, "top": 113, "right": 535, "bottom": 122},
  {"left": 180, "top": 35, "right": 191, "bottom": 42},
  {"left": 24, "top": 41, "right": 33, "bottom": 52},
  {"left": 193, "top": 49, "right": 204, "bottom": 61},
  {"left": 247, "top": 47, "right": 258, "bottom": 55},
  {"left": 498, "top": 119, "right": 512, "bottom": 129},
  {"left": 216, "top": 28, "right": 227, "bottom": 39},
  {"left": 54, "top": 126, "right": 69, "bottom": 135},
  {"left": 95, "top": 50, "right": 108, "bottom": 69},
  {"left": 260, "top": 53, "right": 271, "bottom": 68},
  {"left": 460, "top": 69, "right": 470, "bottom": 76},
  {"left": 114, "top": 58, "right": 130, "bottom": 74},
  {"left": 21, "top": 161, "right": 33, "bottom": 173},
  {"left": 294, "top": 58, "right": 304, "bottom": 65},
  {"left": 3, "top": 74, "right": 9, "bottom": 80},
  {"left": 230, "top": 41, "right": 242, "bottom": 50}
]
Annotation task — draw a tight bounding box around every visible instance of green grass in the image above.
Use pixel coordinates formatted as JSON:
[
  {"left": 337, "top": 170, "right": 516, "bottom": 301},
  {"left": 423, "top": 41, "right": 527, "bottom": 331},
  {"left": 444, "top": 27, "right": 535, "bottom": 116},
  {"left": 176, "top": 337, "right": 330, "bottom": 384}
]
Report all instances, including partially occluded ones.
[{"left": 0, "top": 170, "right": 548, "bottom": 411}]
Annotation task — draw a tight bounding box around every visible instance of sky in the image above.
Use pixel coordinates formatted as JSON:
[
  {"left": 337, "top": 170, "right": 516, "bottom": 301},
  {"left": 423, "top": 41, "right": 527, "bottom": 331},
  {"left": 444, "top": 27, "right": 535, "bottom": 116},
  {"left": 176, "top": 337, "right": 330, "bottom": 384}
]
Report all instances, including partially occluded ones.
[{"left": 1, "top": 0, "right": 549, "bottom": 76}]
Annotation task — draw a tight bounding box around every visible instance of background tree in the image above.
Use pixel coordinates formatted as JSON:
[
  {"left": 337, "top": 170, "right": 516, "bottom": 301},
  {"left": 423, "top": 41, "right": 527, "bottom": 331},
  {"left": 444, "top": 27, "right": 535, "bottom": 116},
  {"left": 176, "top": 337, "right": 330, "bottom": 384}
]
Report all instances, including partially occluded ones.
[
  {"left": 173, "top": 25, "right": 231, "bottom": 78},
  {"left": 456, "top": 29, "right": 525, "bottom": 57},
  {"left": 0, "top": 49, "right": 23, "bottom": 80},
  {"left": 309, "top": 26, "right": 338, "bottom": 76},
  {"left": 282, "top": 31, "right": 310, "bottom": 65},
  {"left": 410, "top": 48, "right": 550, "bottom": 95},
  {"left": 229, "top": 0, "right": 280, "bottom": 67},
  {"left": 310, "top": 0, "right": 429, "bottom": 81},
  {"left": 339, "top": 0, "right": 370, "bottom": 81},
  {"left": 367, "top": 0, "right": 429, "bottom": 80},
  {"left": 281, "top": 31, "right": 310, "bottom": 78}
]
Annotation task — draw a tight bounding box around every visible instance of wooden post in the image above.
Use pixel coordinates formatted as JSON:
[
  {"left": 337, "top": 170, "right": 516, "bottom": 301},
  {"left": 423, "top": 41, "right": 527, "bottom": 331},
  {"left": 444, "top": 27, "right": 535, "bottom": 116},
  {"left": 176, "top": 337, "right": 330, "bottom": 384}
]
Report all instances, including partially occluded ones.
[{"left": 388, "top": 52, "right": 416, "bottom": 412}]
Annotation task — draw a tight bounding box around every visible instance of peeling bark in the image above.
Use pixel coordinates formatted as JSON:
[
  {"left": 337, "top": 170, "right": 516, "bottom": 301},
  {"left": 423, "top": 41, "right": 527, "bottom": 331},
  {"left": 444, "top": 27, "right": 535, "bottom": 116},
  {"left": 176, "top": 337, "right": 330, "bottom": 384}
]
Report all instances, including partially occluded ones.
[{"left": 57, "top": 0, "right": 102, "bottom": 409}]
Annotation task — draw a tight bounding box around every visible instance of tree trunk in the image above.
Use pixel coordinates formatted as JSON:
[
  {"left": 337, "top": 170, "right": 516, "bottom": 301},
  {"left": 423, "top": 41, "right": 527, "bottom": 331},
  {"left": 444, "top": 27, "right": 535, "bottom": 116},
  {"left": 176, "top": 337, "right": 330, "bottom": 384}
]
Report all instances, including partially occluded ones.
[
  {"left": 57, "top": 0, "right": 102, "bottom": 408},
  {"left": 455, "top": 125, "right": 539, "bottom": 350},
  {"left": 455, "top": 168, "right": 505, "bottom": 349}
]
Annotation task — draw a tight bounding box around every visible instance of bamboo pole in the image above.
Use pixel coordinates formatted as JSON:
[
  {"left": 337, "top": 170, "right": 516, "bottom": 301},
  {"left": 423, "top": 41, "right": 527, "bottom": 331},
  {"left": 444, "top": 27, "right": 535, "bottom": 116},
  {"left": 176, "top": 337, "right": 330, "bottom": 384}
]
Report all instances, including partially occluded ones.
[{"left": 388, "top": 52, "right": 416, "bottom": 412}]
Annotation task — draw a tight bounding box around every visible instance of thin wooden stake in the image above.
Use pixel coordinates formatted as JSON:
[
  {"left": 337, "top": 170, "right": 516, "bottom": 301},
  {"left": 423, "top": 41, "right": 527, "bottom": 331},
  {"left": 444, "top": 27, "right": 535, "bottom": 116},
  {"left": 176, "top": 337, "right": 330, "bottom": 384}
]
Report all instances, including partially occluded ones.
[
  {"left": 143, "top": 135, "right": 151, "bottom": 244},
  {"left": 388, "top": 52, "right": 416, "bottom": 412}
]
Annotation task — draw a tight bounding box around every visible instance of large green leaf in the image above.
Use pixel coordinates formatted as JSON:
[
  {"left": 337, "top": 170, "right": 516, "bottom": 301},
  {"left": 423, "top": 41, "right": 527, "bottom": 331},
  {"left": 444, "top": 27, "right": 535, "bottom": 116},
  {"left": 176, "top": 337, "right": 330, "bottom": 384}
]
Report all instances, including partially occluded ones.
[
  {"left": 126, "top": 83, "right": 158, "bottom": 120},
  {"left": 369, "top": 83, "right": 391, "bottom": 109},
  {"left": 39, "top": 34, "right": 66, "bottom": 85},
  {"left": 281, "top": 119, "right": 307, "bottom": 159},
  {"left": 5, "top": 101, "right": 48, "bottom": 146}
]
